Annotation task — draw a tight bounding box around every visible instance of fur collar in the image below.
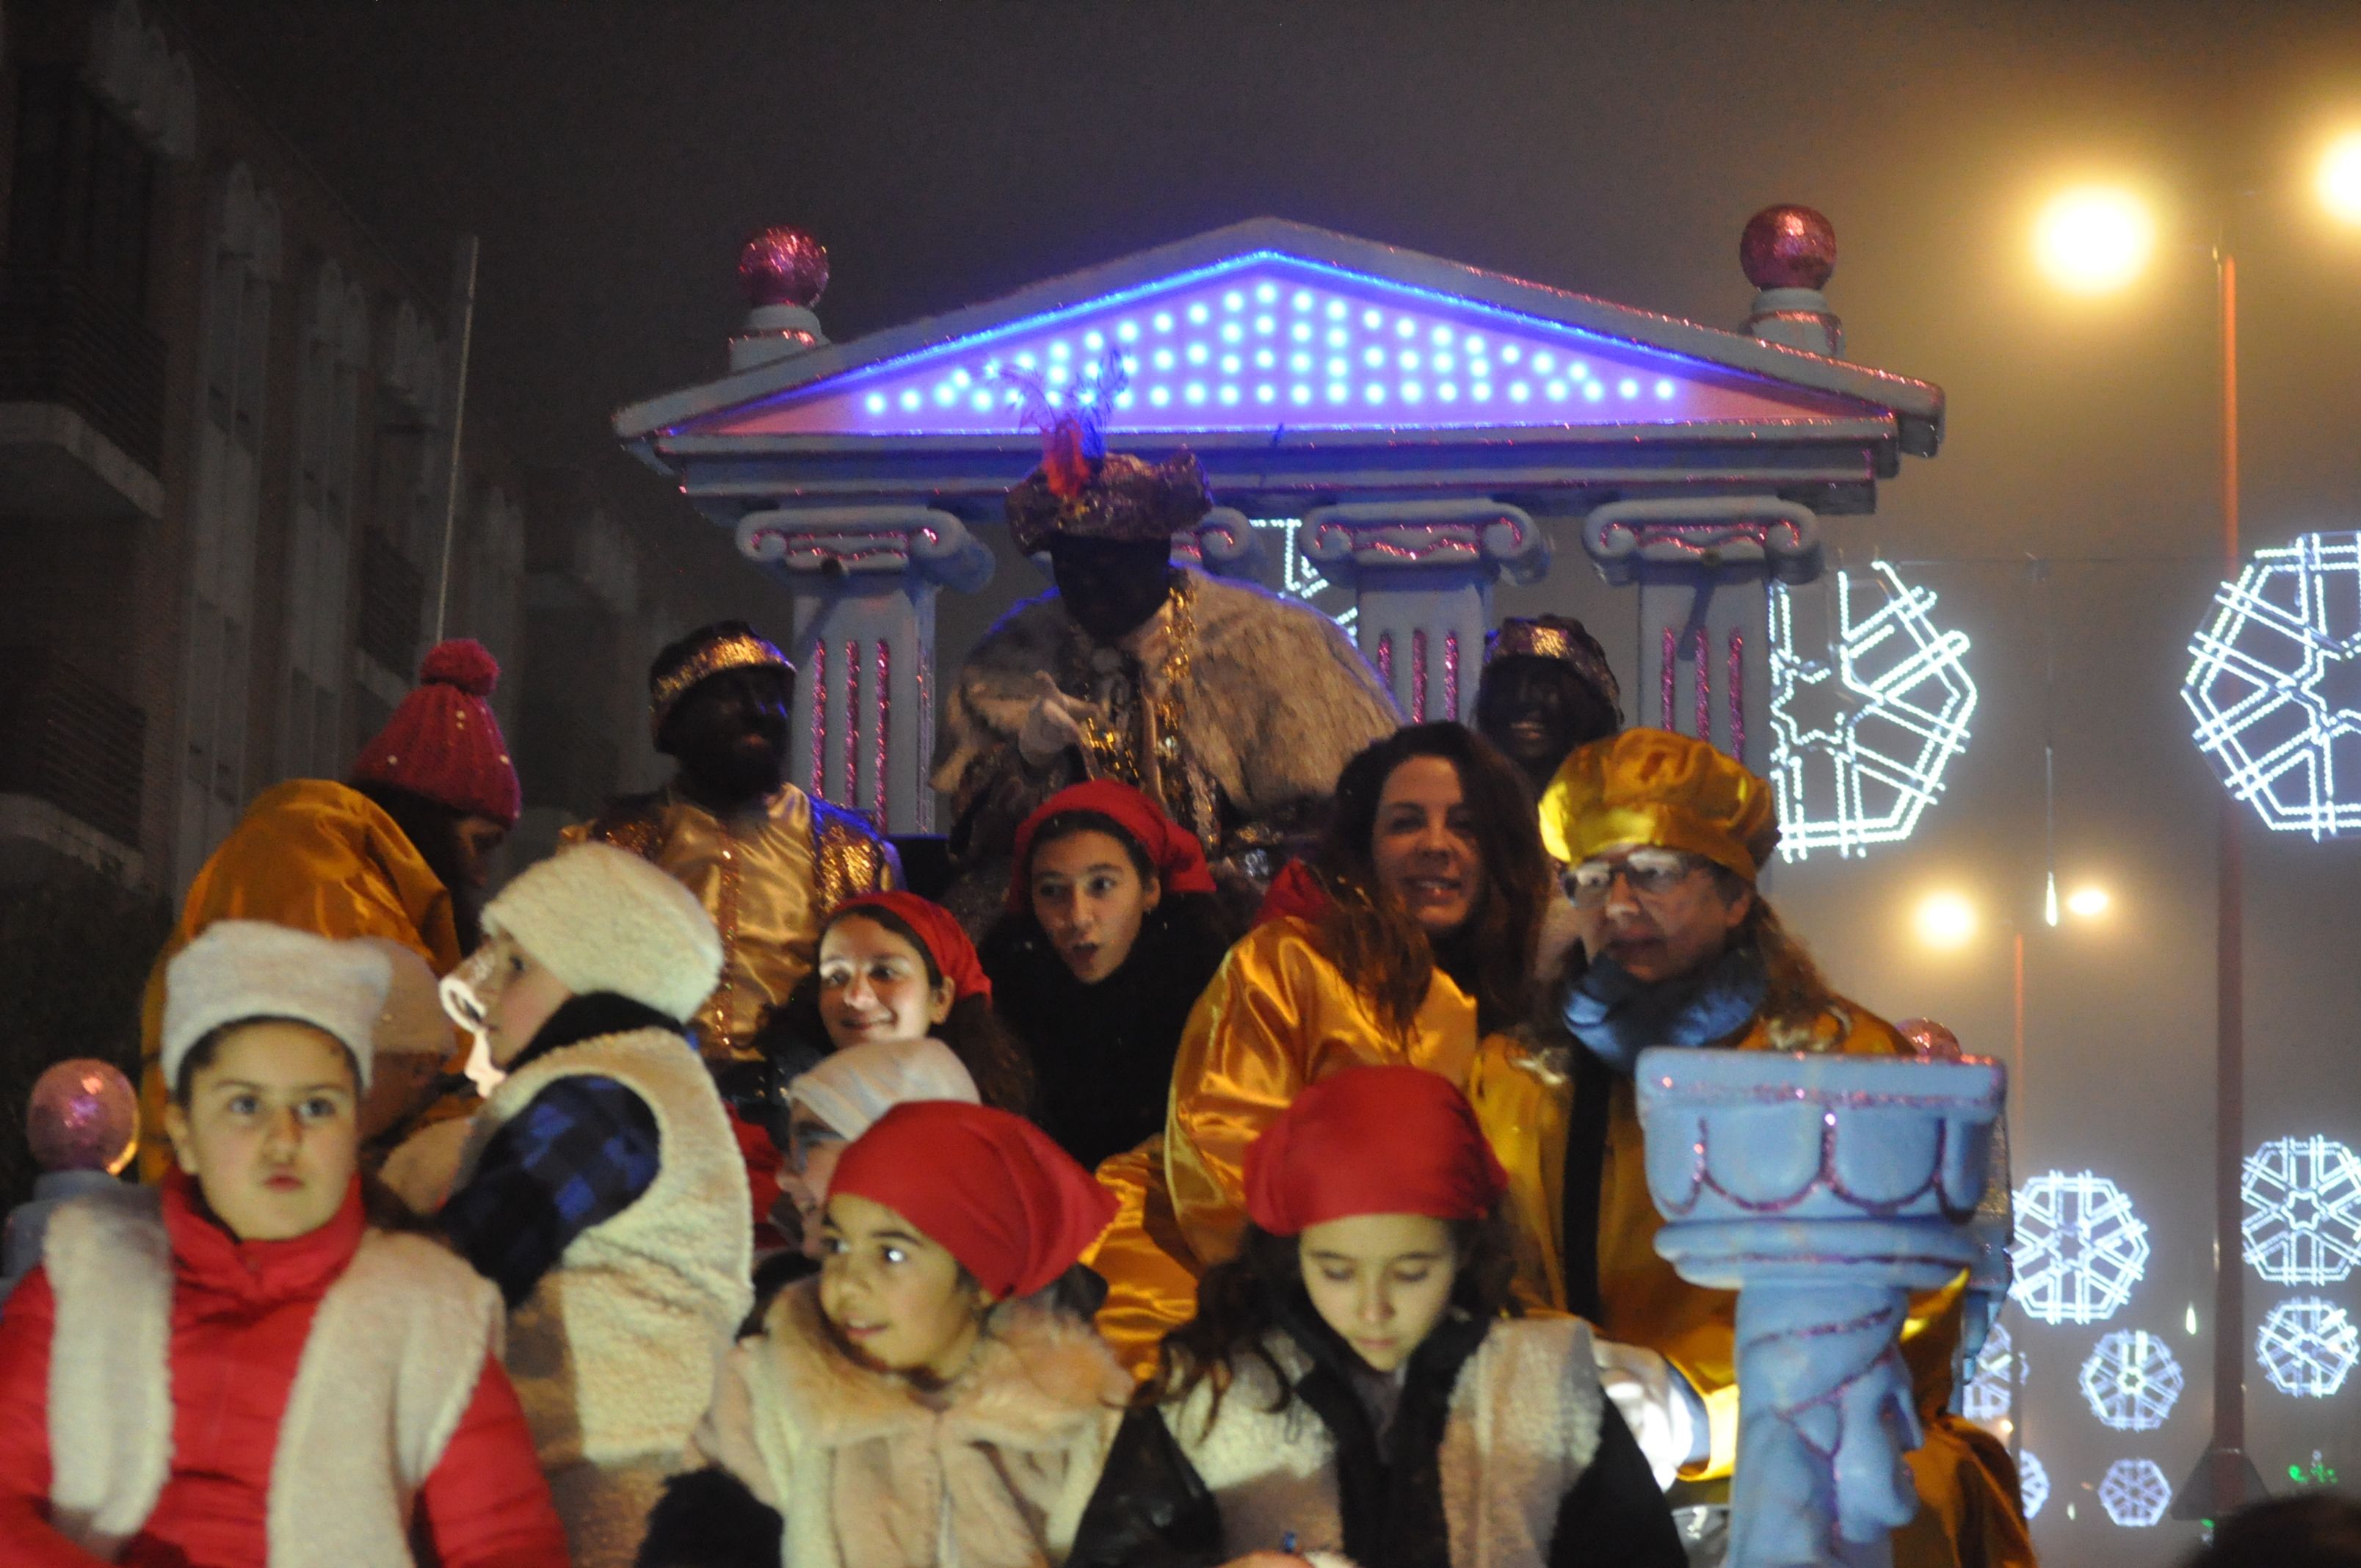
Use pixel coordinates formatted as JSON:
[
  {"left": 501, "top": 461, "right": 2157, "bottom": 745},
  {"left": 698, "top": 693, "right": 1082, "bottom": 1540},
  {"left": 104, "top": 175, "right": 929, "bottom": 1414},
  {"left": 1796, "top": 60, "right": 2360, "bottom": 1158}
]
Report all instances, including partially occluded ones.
[
  {"left": 935, "top": 567, "right": 1399, "bottom": 813},
  {"left": 759, "top": 1278, "right": 1131, "bottom": 1455}
]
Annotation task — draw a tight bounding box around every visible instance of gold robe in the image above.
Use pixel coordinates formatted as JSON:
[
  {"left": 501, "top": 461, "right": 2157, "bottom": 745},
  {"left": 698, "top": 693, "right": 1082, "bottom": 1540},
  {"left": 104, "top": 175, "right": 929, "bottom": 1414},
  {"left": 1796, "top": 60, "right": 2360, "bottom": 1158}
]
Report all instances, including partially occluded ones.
[
  {"left": 137, "top": 779, "right": 465, "bottom": 1180},
  {"left": 1086, "top": 916, "right": 1498, "bottom": 1375},
  {"left": 565, "top": 784, "right": 898, "bottom": 1062},
  {"left": 1466, "top": 1003, "right": 2036, "bottom": 1568}
]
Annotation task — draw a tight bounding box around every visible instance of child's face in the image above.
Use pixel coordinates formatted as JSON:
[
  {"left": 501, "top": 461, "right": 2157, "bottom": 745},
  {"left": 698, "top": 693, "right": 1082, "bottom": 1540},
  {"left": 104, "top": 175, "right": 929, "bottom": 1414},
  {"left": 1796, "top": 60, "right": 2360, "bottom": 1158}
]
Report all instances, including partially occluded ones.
[
  {"left": 469, "top": 931, "right": 576, "bottom": 1066},
  {"left": 780, "top": 1110, "right": 849, "bottom": 1262},
  {"left": 818, "top": 1191, "right": 986, "bottom": 1380},
  {"left": 816, "top": 918, "right": 952, "bottom": 1052},
  {"left": 164, "top": 1020, "right": 360, "bottom": 1241},
  {"left": 1297, "top": 1212, "right": 1460, "bottom": 1374}
]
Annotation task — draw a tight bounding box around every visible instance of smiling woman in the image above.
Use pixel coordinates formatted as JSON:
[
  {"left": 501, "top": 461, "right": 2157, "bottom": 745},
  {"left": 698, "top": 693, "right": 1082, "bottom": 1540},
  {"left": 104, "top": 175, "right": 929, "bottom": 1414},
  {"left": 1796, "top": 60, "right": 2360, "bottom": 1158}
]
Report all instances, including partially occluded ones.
[{"left": 1084, "top": 724, "right": 1551, "bottom": 1374}]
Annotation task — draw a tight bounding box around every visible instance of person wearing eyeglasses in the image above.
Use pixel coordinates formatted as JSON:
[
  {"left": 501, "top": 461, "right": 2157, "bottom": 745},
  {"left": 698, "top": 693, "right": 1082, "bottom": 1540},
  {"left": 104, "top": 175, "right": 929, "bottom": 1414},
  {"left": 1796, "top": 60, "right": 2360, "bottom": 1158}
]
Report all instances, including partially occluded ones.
[{"left": 1467, "top": 729, "right": 2036, "bottom": 1568}]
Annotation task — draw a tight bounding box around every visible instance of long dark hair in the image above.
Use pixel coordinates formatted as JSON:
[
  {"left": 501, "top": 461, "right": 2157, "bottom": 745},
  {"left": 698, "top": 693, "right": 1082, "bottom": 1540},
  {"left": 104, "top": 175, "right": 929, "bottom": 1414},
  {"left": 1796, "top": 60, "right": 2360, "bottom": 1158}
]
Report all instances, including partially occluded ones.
[
  {"left": 1305, "top": 723, "right": 1549, "bottom": 1037},
  {"left": 347, "top": 779, "right": 482, "bottom": 948},
  {"left": 1145, "top": 1213, "right": 1520, "bottom": 1420},
  {"left": 982, "top": 807, "right": 1242, "bottom": 971},
  {"left": 755, "top": 905, "right": 1037, "bottom": 1115}
]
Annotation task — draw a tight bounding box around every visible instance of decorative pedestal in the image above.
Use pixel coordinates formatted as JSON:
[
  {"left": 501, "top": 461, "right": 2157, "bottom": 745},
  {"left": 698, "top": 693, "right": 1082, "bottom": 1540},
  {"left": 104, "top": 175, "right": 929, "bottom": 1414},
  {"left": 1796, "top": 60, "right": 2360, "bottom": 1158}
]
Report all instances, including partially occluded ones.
[
  {"left": 736, "top": 506, "right": 994, "bottom": 832},
  {"left": 1301, "top": 500, "right": 1549, "bottom": 723},
  {"left": 1582, "top": 497, "right": 1822, "bottom": 769},
  {"left": 1635, "top": 1048, "right": 2005, "bottom": 1568}
]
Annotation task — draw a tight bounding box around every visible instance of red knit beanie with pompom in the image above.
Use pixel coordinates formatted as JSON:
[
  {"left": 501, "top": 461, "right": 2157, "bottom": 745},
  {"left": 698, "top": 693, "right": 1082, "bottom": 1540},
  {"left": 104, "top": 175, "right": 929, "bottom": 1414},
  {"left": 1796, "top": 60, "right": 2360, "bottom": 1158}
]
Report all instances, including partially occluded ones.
[{"left": 349, "top": 640, "right": 521, "bottom": 827}]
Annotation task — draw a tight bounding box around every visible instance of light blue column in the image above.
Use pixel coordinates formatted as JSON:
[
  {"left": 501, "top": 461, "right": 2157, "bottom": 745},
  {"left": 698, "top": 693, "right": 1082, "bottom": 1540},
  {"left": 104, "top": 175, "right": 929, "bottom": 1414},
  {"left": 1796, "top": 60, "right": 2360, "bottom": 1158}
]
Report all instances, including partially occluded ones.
[
  {"left": 1302, "top": 499, "right": 1549, "bottom": 723},
  {"left": 736, "top": 505, "right": 993, "bottom": 832},
  {"left": 1635, "top": 1048, "right": 2005, "bottom": 1568}
]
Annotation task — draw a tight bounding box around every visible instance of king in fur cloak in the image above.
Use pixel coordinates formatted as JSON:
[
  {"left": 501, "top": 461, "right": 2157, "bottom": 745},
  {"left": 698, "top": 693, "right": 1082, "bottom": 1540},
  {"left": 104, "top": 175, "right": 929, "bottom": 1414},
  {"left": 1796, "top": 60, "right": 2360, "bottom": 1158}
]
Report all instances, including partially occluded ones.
[{"left": 931, "top": 357, "right": 1399, "bottom": 921}]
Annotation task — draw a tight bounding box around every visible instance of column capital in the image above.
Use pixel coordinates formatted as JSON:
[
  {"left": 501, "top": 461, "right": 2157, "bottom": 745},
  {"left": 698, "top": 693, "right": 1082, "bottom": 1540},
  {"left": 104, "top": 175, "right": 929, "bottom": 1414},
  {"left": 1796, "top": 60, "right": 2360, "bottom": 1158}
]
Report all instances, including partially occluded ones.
[
  {"left": 736, "top": 505, "right": 994, "bottom": 594},
  {"left": 1581, "top": 496, "right": 1823, "bottom": 587},
  {"left": 1302, "top": 499, "right": 1549, "bottom": 586}
]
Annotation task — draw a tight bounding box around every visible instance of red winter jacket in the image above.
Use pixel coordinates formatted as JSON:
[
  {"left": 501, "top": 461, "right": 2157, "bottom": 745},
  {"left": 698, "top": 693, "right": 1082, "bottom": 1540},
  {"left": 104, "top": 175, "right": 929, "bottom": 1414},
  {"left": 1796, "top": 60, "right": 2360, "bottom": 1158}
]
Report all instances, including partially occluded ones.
[{"left": 0, "top": 1170, "right": 569, "bottom": 1567}]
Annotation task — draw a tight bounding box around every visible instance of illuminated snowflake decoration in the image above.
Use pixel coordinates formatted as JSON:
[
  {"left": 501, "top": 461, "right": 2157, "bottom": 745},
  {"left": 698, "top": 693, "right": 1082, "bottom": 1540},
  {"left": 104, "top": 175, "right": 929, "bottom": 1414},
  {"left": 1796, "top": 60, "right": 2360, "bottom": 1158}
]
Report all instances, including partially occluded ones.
[
  {"left": 2183, "top": 530, "right": 2361, "bottom": 836},
  {"left": 2010, "top": 1171, "right": 2150, "bottom": 1326},
  {"left": 2242, "top": 1136, "right": 2361, "bottom": 1285},
  {"left": 2097, "top": 1458, "right": 2173, "bottom": 1527},
  {"left": 1249, "top": 517, "right": 1357, "bottom": 633},
  {"left": 1962, "top": 1321, "right": 2022, "bottom": 1423},
  {"left": 1768, "top": 562, "right": 1977, "bottom": 860},
  {"left": 2078, "top": 1329, "right": 2185, "bottom": 1431},
  {"left": 2017, "top": 1451, "right": 2050, "bottom": 1521},
  {"left": 2257, "top": 1297, "right": 2360, "bottom": 1398}
]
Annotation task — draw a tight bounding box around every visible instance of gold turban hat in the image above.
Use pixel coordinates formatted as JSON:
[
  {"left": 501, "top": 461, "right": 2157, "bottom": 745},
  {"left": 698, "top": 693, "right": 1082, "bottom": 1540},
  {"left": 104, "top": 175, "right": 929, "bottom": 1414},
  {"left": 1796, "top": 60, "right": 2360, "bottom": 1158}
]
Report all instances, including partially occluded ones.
[{"left": 1539, "top": 728, "right": 1778, "bottom": 882}]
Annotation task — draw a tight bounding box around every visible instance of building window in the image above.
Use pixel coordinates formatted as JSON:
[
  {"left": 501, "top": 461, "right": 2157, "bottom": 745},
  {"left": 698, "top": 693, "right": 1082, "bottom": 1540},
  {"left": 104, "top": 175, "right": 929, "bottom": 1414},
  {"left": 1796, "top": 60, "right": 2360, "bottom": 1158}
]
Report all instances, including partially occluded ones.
[
  {"left": 280, "top": 262, "right": 369, "bottom": 780},
  {"left": 4, "top": 66, "right": 156, "bottom": 311},
  {"left": 171, "top": 167, "right": 278, "bottom": 889}
]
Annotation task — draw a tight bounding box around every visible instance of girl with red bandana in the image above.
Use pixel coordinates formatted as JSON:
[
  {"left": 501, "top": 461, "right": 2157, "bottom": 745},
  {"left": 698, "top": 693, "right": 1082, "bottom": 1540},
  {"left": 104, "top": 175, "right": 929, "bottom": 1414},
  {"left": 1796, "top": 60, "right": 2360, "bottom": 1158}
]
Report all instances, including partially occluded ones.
[
  {"left": 638, "top": 1101, "right": 1128, "bottom": 1568},
  {"left": 981, "top": 780, "right": 1240, "bottom": 1171},
  {"left": 1065, "top": 1067, "right": 1683, "bottom": 1568}
]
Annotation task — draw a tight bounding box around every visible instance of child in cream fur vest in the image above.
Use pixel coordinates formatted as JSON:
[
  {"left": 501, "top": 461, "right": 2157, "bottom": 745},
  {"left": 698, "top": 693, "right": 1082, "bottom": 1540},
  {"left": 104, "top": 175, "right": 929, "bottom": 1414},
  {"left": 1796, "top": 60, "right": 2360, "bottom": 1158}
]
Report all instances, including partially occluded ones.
[
  {"left": 436, "top": 843, "right": 753, "bottom": 1568},
  {"left": 638, "top": 1100, "right": 1129, "bottom": 1568}
]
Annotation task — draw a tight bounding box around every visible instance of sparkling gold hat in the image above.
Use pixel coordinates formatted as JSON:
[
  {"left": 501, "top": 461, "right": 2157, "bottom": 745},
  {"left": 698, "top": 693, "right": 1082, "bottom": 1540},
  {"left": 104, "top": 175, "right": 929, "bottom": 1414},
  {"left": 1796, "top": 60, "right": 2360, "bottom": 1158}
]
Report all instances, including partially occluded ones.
[
  {"left": 1486, "top": 614, "right": 1621, "bottom": 723},
  {"left": 649, "top": 625, "right": 795, "bottom": 741},
  {"left": 1539, "top": 727, "right": 1777, "bottom": 881}
]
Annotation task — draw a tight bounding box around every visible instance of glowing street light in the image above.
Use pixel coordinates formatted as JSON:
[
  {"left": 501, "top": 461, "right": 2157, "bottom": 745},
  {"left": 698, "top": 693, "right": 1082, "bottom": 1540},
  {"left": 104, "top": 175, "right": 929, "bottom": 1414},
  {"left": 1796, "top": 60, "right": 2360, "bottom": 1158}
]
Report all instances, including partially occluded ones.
[
  {"left": 2317, "top": 131, "right": 2361, "bottom": 228},
  {"left": 2065, "top": 885, "right": 2112, "bottom": 920},
  {"left": 1913, "top": 890, "right": 1979, "bottom": 951},
  {"left": 2033, "top": 186, "right": 2156, "bottom": 294}
]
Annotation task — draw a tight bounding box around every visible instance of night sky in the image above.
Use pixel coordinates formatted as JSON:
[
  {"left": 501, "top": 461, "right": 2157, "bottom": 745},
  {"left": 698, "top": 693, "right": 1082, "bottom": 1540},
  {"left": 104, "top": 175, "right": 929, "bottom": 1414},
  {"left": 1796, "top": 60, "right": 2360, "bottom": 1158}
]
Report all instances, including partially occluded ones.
[{"left": 185, "top": 3, "right": 2361, "bottom": 1550}]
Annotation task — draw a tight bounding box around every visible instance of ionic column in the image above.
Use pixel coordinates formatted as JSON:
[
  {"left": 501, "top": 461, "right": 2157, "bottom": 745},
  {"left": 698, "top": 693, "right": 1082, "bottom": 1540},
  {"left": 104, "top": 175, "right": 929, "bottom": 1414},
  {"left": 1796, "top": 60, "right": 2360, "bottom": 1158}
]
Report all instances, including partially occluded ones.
[
  {"left": 736, "top": 505, "right": 994, "bottom": 832},
  {"left": 1581, "top": 496, "right": 1821, "bottom": 768},
  {"left": 1636, "top": 1048, "right": 2005, "bottom": 1568},
  {"left": 1302, "top": 499, "right": 1549, "bottom": 723}
]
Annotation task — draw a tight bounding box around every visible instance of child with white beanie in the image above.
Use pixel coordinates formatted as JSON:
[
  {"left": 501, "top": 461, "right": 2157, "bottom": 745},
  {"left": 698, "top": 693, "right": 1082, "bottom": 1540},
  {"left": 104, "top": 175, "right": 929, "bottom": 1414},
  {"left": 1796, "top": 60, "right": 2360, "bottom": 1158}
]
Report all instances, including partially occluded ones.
[
  {"left": 0, "top": 919, "right": 567, "bottom": 1565},
  {"left": 437, "top": 842, "right": 753, "bottom": 1568}
]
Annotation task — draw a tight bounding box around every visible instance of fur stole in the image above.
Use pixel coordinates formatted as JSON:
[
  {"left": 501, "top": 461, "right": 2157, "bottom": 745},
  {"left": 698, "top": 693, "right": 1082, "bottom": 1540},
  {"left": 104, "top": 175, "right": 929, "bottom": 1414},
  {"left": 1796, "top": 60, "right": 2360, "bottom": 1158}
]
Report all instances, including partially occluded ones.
[{"left": 930, "top": 568, "right": 1399, "bottom": 817}]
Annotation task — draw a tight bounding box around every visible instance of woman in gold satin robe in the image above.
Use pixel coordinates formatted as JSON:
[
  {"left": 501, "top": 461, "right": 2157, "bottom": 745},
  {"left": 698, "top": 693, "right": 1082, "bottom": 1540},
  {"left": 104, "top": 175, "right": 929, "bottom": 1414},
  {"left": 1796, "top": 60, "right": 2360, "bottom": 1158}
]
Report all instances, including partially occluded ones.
[
  {"left": 1468, "top": 728, "right": 2036, "bottom": 1568},
  {"left": 1086, "top": 722, "right": 1553, "bottom": 1373}
]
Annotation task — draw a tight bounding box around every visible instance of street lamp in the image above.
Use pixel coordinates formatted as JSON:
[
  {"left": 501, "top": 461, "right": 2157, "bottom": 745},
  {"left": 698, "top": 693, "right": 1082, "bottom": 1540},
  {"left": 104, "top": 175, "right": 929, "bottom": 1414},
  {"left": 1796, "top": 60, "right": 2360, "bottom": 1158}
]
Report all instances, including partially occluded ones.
[
  {"left": 2032, "top": 185, "right": 2157, "bottom": 294},
  {"left": 2027, "top": 131, "right": 2361, "bottom": 1524}
]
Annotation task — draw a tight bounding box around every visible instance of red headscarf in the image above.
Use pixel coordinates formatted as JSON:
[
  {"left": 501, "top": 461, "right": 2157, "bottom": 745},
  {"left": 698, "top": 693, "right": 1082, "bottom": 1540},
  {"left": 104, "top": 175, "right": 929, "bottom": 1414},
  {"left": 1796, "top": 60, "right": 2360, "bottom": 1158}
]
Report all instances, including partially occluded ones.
[
  {"left": 1250, "top": 860, "right": 1334, "bottom": 929},
  {"left": 828, "top": 1100, "right": 1117, "bottom": 1299},
  {"left": 1242, "top": 1065, "right": 1508, "bottom": 1237},
  {"left": 1004, "top": 780, "right": 1217, "bottom": 915},
  {"left": 830, "top": 892, "right": 993, "bottom": 1005}
]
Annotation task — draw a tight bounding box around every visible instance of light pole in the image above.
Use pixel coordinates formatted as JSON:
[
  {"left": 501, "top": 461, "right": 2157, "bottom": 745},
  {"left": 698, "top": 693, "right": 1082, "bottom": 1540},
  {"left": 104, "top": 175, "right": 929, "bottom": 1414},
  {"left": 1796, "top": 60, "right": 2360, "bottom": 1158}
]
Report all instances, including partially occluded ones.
[{"left": 2029, "top": 134, "right": 2361, "bottom": 1522}]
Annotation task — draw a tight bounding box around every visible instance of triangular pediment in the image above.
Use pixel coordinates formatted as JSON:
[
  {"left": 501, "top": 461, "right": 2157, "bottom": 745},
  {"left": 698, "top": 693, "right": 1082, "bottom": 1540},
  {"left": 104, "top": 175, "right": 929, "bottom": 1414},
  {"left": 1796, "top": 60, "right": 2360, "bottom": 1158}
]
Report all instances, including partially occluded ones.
[{"left": 617, "top": 220, "right": 1940, "bottom": 452}]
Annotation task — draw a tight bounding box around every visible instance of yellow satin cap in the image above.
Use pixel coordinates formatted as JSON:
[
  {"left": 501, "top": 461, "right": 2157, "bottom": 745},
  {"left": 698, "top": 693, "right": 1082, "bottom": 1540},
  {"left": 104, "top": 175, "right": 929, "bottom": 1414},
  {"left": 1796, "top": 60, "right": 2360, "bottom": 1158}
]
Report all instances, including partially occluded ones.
[{"left": 1538, "top": 728, "right": 1778, "bottom": 882}]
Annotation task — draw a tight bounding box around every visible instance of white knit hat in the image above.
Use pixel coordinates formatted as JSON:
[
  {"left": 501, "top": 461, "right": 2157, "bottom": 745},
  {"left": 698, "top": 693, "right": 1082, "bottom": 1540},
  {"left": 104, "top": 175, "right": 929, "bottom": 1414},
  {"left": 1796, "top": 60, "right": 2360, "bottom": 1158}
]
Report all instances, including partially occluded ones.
[
  {"left": 786, "top": 1037, "right": 979, "bottom": 1141},
  {"left": 162, "top": 921, "right": 396, "bottom": 1092},
  {"left": 480, "top": 843, "right": 722, "bottom": 1023}
]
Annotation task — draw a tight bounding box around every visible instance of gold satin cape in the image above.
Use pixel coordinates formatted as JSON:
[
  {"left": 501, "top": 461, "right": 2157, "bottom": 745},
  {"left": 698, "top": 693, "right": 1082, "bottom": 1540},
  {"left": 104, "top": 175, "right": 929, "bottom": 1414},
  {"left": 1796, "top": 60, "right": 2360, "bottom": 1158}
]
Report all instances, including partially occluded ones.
[
  {"left": 1465, "top": 1003, "right": 2037, "bottom": 1568},
  {"left": 137, "top": 779, "right": 465, "bottom": 1180},
  {"left": 562, "top": 783, "right": 898, "bottom": 1062},
  {"left": 1086, "top": 916, "right": 1498, "bottom": 1375}
]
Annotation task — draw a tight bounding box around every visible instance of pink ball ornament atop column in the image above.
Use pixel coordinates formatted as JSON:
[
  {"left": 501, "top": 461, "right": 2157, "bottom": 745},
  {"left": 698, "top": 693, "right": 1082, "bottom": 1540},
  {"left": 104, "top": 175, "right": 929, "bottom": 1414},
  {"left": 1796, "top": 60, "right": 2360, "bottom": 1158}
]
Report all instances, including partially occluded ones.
[
  {"left": 26, "top": 1059, "right": 137, "bottom": 1174},
  {"left": 1740, "top": 205, "right": 1843, "bottom": 357},
  {"left": 1739, "top": 203, "right": 1838, "bottom": 291},
  {"left": 738, "top": 225, "right": 830, "bottom": 310},
  {"left": 730, "top": 226, "right": 831, "bottom": 369}
]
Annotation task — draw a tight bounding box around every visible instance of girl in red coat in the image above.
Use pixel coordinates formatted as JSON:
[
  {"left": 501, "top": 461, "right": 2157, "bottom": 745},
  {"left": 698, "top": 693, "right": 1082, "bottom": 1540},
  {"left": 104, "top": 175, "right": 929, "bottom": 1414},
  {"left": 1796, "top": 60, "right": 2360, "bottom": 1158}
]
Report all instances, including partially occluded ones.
[{"left": 0, "top": 919, "right": 568, "bottom": 1567}]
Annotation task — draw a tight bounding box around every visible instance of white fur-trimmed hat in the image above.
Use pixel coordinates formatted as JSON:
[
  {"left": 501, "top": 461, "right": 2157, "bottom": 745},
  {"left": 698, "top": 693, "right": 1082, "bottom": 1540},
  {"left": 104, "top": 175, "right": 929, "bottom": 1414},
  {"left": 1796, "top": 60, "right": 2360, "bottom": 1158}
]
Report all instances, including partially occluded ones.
[
  {"left": 162, "top": 921, "right": 396, "bottom": 1092},
  {"left": 480, "top": 843, "right": 722, "bottom": 1023}
]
